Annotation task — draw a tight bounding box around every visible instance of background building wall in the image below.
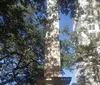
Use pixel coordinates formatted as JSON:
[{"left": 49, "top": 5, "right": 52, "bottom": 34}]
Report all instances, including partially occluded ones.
[{"left": 74, "top": 0, "right": 100, "bottom": 85}]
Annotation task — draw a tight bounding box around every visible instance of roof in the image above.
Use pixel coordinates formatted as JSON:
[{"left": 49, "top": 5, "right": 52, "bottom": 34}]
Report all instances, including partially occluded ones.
[{"left": 37, "top": 77, "right": 72, "bottom": 85}]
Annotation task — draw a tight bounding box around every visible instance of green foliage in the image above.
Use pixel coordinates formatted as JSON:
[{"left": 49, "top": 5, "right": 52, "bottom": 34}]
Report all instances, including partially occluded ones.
[
  {"left": 60, "top": 26, "right": 74, "bottom": 70},
  {"left": 0, "top": 0, "right": 77, "bottom": 84},
  {"left": 0, "top": 0, "right": 45, "bottom": 84},
  {"left": 60, "top": 24, "right": 100, "bottom": 70}
]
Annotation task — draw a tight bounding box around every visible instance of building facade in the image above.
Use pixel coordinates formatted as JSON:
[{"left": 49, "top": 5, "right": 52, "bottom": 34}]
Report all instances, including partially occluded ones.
[{"left": 73, "top": 0, "right": 100, "bottom": 85}]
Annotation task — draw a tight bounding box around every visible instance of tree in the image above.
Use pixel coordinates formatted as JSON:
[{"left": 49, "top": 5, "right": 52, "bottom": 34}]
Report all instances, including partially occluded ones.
[
  {"left": 70, "top": 1, "right": 100, "bottom": 85},
  {"left": 0, "top": 0, "right": 45, "bottom": 84},
  {"left": 60, "top": 0, "right": 100, "bottom": 84},
  {"left": 61, "top": 27, "right": 100, "bottom": 84},
  {"left": 0, "top": 0, "right": 77, "bottom": 84}
]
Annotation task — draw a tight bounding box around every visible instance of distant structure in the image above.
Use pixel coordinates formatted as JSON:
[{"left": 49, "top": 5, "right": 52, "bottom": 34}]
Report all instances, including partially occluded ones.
[
  {"left": 45, "top": 0, "right": 60, "bottom": 78},
  {"left": 37, "top": 0, "right": 71, "bottom": 85},
  {"left": 73, "top": 0, "right": 100, "bottom": 85}
]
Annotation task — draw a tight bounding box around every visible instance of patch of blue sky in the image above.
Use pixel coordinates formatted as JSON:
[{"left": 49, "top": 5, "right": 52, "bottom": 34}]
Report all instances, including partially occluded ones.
[{"left": 59, "top": 13, "right": 75, "bottom": 85}]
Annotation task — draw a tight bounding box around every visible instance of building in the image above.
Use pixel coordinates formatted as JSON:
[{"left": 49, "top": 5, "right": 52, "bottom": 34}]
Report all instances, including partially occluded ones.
[
  {"left": 73, "top": 0, "right": 100, "bottom": 85},
  {"left": 37, "top": 0, "right": 71, "bottom": 85}
]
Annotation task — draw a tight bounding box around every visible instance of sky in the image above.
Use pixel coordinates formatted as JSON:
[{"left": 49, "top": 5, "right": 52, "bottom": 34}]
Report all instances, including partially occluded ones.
[{"left": 59, "top": 13, "right": 75, "bottom": 85}]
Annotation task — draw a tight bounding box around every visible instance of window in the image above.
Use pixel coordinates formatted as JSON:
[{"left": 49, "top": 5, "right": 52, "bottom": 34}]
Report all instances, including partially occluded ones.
[
  {"left": 89, "top": 33, "right": 96, "bottom": 38},
  {"left": 88, "top": 18, "right": 94, "bottom": 23},
  {"left": 87, "top": 10, "right": 90, "bottom": 15},
  {"left": 97, "top": 10, "right": 100, "bottom": 15},
  {"left": 96, "top": 0, "right": 100, "bottom": 2},
  {"left": 97, "top": 16, "right": 100, "bottom": 22},
  {"left": 97, "top": 32, "right": 100, "bottom": 37},
  {"left": 89, "top": 24, "right": 95, "bottom": 30},
  {"left": 97, "top": 10, "right": 100, "bottom": 22},
  {"left": 99, "top": 24, "right": 100, "bottom": 30},
  {"left": 87, "top": 10, "right": 94, "bottom": 15}
]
